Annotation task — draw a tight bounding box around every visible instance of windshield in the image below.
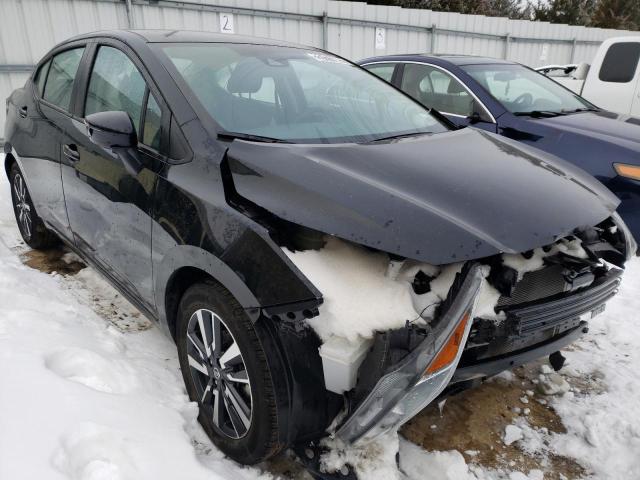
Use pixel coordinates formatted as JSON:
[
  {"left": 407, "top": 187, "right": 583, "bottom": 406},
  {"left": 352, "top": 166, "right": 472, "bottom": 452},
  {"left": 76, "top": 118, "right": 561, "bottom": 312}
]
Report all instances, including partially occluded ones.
[
  {"left": 462, "top": 64, "right": 593, "bottom": 115},
  {"left": 157, "top": 43, "right": 447, "bottom": 143}
]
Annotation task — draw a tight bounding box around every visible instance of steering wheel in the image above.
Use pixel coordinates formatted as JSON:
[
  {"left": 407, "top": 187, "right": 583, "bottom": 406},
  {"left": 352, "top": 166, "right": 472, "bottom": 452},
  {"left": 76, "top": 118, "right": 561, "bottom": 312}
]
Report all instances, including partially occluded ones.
[{"left": 514, "top": 92, "right": 533, "bottom": 108}]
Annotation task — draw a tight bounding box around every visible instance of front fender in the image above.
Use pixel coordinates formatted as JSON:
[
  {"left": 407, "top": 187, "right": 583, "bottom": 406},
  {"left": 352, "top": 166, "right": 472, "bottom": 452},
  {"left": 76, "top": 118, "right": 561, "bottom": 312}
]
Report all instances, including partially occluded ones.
[{"left": 154, "top": 243, "right": 263, "bottom": 330}]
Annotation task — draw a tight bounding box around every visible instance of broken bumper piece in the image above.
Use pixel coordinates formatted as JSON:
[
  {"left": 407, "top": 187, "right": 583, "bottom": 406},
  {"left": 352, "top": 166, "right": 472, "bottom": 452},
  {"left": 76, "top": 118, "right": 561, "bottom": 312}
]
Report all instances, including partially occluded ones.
[{"left": 336, "top": 264, "right": 486, "bottom": 444}]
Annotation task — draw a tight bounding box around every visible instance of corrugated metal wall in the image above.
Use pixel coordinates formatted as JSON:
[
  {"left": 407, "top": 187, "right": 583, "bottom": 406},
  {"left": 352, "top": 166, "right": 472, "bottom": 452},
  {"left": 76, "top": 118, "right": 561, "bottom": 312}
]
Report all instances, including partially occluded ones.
[{"left": 1, "top": 0, "right": 639, "bottom": 137}]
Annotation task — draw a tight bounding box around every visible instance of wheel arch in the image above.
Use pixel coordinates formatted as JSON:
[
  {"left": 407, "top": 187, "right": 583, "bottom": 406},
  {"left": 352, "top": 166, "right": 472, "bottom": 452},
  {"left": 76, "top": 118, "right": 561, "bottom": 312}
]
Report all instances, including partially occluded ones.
[
  {"left": 4, "top": 151, "right": 17, "bottom": 179},
  {"left": 163, "top": 266, "right": 216, "bottom": 340},
  {"left": 155, "top": 245, "right": 262, "bottom": 341}
]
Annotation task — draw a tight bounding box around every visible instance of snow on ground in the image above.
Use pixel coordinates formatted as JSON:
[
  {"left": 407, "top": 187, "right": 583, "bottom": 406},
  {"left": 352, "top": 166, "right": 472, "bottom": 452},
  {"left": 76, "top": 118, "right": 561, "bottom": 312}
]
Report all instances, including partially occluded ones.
[
  {"left": 0, "top": 171, "right": 271, "bottom": 480},
  {"left": 1, "top": 156, "right": 640, "bottom": 479}
]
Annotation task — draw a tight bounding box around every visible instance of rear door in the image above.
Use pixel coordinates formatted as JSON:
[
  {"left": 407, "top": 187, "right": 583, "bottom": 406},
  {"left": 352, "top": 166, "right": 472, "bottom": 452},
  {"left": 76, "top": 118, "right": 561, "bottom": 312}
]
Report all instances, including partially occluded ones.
[
  {"left": 396, "top": 63, "right": 496, "bottom": 132},
  {"left": 10, "top": 44, "right": 87, "bottom": 243},
  {"left": 60, "top": 40, "right": 167, "bottom": 310}
]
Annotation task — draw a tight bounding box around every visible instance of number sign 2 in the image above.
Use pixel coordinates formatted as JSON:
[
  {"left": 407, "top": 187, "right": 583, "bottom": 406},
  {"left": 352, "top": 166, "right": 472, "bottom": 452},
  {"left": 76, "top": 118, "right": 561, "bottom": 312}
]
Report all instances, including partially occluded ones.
[{"left": 220, "top": 13, "right": 235, "bottom": 34}]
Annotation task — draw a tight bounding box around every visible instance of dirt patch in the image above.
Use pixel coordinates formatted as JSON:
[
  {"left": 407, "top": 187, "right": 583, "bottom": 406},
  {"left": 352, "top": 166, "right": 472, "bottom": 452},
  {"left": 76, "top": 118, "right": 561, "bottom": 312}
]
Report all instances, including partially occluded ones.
[
  {"left": 264, "top": 451, "right": 314, "bottom": 480},
  {"left": 401, "top": 362, "right": 586, "bottom": 479},
  {"left": 21, "top": 247, "right": 86, "bottom": 276},
  {"left": 20, "top": 247, "right": 152, "bottom": 332}
]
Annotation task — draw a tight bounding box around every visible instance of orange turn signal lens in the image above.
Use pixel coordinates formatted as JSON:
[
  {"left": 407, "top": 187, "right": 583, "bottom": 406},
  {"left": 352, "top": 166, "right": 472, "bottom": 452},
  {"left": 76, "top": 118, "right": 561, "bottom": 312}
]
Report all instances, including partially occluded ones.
[
  {"left": 614, "top": 163, "right": 640, "bottom": 181},
  {"left": 423, "top": 312, "right": 470, "bottom": 377}
]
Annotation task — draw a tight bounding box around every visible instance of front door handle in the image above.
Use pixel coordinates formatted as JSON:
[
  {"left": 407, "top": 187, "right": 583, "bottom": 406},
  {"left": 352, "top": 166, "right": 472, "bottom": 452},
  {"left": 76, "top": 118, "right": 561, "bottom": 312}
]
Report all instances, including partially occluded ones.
[
  {"left": 63, "top": 143, "right": 80, "bottom": 163},
  {"left": 18, "top": 106, "right": 28, "bottom": 118}
]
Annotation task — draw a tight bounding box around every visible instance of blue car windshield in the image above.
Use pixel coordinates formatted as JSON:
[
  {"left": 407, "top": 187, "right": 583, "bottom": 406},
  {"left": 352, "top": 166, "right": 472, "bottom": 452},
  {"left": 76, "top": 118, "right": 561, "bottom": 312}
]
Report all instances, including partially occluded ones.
[
  {"left": 463, "top": 63, "right": 594, "bottom": 114},
  {"left": 157, "top": 43, "right": 448, "bottom": 143}
]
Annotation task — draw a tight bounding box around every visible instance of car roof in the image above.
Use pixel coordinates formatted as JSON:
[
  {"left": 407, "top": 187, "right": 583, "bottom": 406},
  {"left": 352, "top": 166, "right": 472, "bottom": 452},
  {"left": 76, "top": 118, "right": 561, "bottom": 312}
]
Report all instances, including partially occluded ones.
[
  {"left": 65, "top": 29, "right": 308, "bottom": 49},
  {"left": 360, "top": 53, "right": 516, "bottom": 66}
]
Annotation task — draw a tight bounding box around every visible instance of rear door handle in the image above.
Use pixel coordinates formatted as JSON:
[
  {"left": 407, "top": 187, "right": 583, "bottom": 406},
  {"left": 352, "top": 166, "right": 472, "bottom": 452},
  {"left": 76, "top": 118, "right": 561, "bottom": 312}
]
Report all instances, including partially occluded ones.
[
  {"left": 18, "top": 106, "right": 28, "bottom": 118},
  {"left": 63, "top": 143, "right": 80, "bottom": 163}
]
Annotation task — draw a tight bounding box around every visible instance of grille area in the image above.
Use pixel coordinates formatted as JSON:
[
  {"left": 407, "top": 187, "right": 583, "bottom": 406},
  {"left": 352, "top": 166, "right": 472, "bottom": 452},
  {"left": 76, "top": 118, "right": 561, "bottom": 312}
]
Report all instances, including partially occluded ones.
[
  {"left": 506, "top": 268, "right": 621, "bottom": 335},
  {"left": 497, "top": 264, "right": 574, "bottom": 307}
]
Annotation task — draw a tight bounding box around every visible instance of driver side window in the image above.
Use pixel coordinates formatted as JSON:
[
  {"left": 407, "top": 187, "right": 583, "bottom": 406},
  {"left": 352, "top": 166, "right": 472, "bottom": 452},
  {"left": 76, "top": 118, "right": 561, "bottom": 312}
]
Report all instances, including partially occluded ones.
[
  {"left": 401, "top": 64, "right": 474, "bottom": 117},
  {"left": 85, "top": 46, "right": 146, "bottom": 135}
]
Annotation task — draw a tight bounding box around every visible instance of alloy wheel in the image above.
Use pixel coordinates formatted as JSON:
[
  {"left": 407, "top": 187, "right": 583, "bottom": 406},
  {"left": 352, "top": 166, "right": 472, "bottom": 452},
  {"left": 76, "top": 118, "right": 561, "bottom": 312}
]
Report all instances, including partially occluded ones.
[
  {"left": 186, "top": 308, "right": 253, "bottom": 439},
  {"left": 12, "top": 173, "right": 32, "bottom": 241}
]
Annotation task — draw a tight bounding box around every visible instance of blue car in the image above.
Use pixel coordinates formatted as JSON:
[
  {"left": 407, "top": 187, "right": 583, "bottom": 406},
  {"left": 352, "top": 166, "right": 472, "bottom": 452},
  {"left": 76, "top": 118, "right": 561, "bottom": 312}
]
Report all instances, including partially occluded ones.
[{"left": 358, "top": 54, "right": 640, "bottom": 243}]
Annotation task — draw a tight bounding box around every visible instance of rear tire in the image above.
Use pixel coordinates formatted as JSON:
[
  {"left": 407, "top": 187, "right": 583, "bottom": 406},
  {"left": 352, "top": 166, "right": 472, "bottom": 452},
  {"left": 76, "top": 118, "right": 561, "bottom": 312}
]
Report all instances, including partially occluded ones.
[
  {"left": 9, "top": 162, "right": 58, "bottom": 249},
  {"left": 176, "top": 280, "right": 284, "bottom": 464}
]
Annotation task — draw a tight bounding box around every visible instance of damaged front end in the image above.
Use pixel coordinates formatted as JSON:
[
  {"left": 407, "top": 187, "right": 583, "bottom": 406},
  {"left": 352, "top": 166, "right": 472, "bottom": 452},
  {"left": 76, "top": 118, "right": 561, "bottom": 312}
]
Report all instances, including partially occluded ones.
[
  {"left": 221, "top": 127, "right": 636, "bottom": 451},
  {"left": 307, "top": 216, "right": 633, "bottom": 446}
]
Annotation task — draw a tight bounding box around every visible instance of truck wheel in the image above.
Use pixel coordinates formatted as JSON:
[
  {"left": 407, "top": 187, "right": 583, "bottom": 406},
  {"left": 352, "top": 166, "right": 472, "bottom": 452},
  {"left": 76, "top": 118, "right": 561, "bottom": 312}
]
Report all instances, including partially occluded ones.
[
  {"left": 176, "top": 280, "right": 284, "bottom": 464},
  {"left": 9, "top": 163, "right": 58, "bottom": 249}
]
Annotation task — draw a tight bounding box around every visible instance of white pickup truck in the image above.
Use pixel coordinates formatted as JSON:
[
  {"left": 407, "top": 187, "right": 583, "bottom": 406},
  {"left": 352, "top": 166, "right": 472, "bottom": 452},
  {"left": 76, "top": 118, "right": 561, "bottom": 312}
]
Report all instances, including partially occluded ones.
[{"left": 537, "top": 37, "right": 640, "bottom": 117}]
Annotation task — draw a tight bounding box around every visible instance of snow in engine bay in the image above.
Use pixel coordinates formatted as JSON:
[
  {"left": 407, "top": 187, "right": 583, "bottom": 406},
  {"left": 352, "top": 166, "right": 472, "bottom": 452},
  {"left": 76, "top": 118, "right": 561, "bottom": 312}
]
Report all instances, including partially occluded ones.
[{"left": 284, "top": 235, "right": 592, "bottom": 344}]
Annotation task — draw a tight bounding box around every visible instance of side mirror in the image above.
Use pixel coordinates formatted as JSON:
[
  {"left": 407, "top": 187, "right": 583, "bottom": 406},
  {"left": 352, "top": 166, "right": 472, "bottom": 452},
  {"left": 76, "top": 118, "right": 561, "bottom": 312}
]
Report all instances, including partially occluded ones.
[
  {"left": 468, "top": 112, "right": 482, "bottom": 124},
  {"left": 573, "top": 62, "right": 590, "bottom": 80},
  {"left": 85, "top": 111, "right": 137, "bottom": 149}
]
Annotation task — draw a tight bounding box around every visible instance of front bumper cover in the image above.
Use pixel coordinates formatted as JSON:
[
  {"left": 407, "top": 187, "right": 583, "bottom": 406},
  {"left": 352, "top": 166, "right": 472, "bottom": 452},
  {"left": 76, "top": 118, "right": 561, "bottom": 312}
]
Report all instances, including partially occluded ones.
[{"left": 336, "top": 264, "right": 486, "bottom": 444}]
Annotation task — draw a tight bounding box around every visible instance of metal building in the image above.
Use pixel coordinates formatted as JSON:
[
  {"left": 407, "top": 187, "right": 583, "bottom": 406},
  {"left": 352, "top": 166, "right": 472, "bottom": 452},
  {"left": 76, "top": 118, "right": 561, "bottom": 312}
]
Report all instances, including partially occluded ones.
[{"left": 1, "top": 0, "right": 639, "bottom": 138}]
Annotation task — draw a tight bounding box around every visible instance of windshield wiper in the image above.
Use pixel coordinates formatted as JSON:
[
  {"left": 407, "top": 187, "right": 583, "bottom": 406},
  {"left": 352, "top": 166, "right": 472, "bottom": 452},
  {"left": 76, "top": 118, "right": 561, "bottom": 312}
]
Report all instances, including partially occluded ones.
[
  {"left": 367, "top": 131, "right": 432, "bottom": 143},
  {"left": 563, "top": 107, "right": 600, "bottom": 114},
  {"left": 428, "top": 107, "right": 458, "bottom": 129},
  {"left": 218, "top": 131, "right": 291, "bottom": 143},
  {"left": 514, "top": 110, "right": 567, "bottom": 118}
]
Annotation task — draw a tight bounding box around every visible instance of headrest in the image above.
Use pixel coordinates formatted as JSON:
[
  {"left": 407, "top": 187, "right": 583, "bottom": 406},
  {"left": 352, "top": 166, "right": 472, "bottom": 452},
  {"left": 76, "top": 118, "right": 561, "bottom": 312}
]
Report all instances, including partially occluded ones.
[
  {"left": 227, "top": 58, "right": 266, "bottom": 94},
  {"left": 447, "top": 80, "right": 466, "bottom": 94}
]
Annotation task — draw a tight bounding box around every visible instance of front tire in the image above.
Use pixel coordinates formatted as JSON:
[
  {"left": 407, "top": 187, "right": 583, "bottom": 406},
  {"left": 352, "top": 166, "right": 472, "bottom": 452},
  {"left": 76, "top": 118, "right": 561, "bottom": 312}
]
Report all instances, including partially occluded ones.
[
  {"left": 176, "top": 281, "right": 284, "bottom": 464},
  {"left": 9, "top": 163, "right": 58, "bottom": 249}
]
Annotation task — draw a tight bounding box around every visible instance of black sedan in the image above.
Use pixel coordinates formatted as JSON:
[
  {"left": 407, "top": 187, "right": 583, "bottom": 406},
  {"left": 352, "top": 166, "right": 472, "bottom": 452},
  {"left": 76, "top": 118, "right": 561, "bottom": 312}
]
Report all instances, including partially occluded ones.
[
  {"left": 4, "top": 30, "right": 636, "bottom": 468},
  {"left": 358, "top": 54, "right": 640, "bottom": 244}
]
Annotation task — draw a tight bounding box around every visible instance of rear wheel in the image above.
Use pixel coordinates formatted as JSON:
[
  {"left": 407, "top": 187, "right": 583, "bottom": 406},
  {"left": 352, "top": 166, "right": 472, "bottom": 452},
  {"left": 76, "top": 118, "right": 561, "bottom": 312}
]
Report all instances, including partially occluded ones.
[
  {"left": 176, "top": 281, "right": 284, "bottom": 464},
  {"left": 9, "top": 163, "right": 58, "bottom": 249}
]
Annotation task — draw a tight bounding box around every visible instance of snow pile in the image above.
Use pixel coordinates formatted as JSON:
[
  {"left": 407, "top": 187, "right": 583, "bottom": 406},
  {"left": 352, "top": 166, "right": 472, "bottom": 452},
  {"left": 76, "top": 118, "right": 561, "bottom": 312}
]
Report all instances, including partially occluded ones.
[
  {"left": 399, "top": 439, "right": 544, "bottom": 480},
  {"left": 502, "top": 237, "right": 588, "bottom": 280},
  {"left": 536, "top": 371, "right": 570, "bottom": 396},
  {"left": 283, "top": 238, "right": 420, "bottom": 342},
  {"left": 319, "top": 434, "right": 401, "bottom": 479},
  {"left": 399, "top": 440, "right": 477, "bottom": 480},
  {"left": 503, "top": 425, "right": 524, "bottom": 446},
  {"left": 285, "top": 238, "right": 486, "bottom": 342}
]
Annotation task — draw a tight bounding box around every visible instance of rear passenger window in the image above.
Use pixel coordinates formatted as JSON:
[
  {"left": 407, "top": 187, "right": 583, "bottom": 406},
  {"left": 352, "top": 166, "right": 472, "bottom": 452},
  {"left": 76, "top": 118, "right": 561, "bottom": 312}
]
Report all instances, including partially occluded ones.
[
  {"left": 43, "top": 48, "right": 85, "bottom": 110},
  {"left": 599, "top": 43, "right": 640, "bottom": 83},
  {"left": 85, "top": 46, "right": 146, "bottom": 134},
  {"left": 364, "top": 64, "right": 395, "bottom": 83},
  {"left": 34, "top": 60, "right": 51, "bottom": 97}
]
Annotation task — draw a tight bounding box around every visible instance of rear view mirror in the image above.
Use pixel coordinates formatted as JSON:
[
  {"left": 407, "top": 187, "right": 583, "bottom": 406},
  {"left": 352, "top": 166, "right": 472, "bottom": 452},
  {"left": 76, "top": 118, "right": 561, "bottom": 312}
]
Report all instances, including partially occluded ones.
[
  {"left": 494, "top": 71, "right": 517, "bottom": 82},
  {"left": 85, "top": 111, "right": 137, "bottom": 149}
]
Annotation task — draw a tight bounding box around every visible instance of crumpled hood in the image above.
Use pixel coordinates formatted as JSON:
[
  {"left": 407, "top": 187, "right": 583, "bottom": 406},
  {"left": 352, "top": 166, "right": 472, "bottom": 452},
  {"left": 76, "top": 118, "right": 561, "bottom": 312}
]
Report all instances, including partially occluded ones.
[
  {"left": 226, "top": 128, "right": 619, "bottom": 264},
  {"left": 536, "top": 111, "right": 640, "bottom": 150}
]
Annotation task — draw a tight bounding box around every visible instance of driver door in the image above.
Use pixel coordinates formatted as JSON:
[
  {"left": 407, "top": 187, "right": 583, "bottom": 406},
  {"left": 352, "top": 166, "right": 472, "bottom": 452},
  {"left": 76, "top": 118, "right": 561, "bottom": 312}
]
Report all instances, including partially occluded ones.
[
  {"left": 398, "top": 63, "right": 496, "bottom": 132},
  {"left": 61, "top": 42, "right": 165, "bottom": 310}
]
